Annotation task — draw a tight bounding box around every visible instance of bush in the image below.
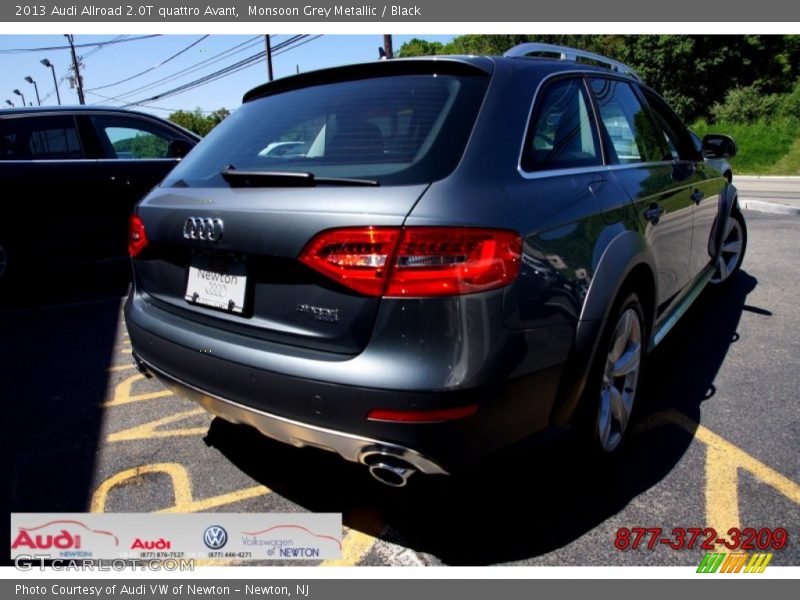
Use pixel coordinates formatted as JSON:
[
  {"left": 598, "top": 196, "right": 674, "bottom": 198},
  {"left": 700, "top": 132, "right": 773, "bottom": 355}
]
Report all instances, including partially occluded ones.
[
  {"left": 779, "top": 79, "right": 800, "bottom": 120},
  {"left": 711, "top": 85, "right": 783, "bottom": 123}
]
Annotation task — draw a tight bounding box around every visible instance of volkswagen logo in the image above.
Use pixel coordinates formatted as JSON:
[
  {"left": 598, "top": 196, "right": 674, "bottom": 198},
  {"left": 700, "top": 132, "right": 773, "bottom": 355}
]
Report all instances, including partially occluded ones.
[
  {"left": 202, "top": 525, "right": 228, "bottom": 549},
  {"left": 183, "top": 217, "right": 224, "bottom": 242}
]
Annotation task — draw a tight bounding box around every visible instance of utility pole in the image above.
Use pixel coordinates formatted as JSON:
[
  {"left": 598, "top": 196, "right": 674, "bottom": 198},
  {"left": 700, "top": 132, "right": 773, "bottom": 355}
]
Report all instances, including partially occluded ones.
[
  {"left": 65, "top": 34, "right": 85, "bottom": 105},
  {"left": 383, "top": 35, "right": 394, "bottom": 59},
  {"left": 264, "top": 35, "right": 274, "bottom": 82}
]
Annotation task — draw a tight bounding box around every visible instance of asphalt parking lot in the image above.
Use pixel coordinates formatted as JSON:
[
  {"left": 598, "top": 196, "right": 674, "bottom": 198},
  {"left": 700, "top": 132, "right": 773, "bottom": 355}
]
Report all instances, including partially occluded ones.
[{"left": 3, "top": 209, "right": 798, "bottom": 567}]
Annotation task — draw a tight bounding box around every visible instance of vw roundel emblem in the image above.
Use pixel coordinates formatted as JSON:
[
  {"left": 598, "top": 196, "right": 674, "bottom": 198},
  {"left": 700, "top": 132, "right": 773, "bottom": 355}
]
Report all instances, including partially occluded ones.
[
  {"left": 203, "top": 525, "right": 228, "bottom": 549},
  {"left": 183, "top": 216, "right": 224, "bottom": 242}
]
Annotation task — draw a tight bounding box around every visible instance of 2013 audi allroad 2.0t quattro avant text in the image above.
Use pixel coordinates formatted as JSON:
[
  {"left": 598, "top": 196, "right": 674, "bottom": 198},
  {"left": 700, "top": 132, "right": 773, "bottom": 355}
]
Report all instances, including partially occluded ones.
[{"left": 125, "top": 44, "right": 746, "bottom": 487}]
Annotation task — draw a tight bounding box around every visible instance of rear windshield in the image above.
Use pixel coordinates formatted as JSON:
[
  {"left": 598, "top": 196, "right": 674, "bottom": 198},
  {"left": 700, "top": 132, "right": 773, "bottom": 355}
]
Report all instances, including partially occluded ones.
[{"left": 162, "top": 73, "right": 489, "bottom": 188}]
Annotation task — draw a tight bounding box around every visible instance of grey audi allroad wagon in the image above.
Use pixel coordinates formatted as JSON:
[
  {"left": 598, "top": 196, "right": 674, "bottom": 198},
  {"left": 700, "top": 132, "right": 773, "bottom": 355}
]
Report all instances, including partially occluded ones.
[{"left": 125, "top": 44, "right": 746, "bottom": 487}]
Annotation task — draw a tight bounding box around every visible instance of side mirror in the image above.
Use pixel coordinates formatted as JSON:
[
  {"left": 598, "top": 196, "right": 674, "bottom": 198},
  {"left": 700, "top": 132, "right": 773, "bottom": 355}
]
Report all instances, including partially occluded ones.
[
  {"left": 702, "top": 134, "right": 737, "bottom": 159},
  {"left": 168, "top": 139, "right": 194, "bottom": 159}
]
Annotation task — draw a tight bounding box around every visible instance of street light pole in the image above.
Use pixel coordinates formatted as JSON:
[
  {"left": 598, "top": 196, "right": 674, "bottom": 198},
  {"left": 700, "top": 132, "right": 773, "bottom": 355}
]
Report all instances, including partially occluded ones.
[
  {"left": 24, "top": 76, "right": 41, "bottom": 106},
  {"left": 12, "top": 89, "right": 26, "bottom": 107},
  {"left": 41, "top": 59, "right": 61, "bottom": 106}
]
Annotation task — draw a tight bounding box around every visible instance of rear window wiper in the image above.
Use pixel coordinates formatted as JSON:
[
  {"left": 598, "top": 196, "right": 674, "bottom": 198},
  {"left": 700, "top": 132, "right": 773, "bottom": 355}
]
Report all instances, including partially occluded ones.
[{"left": 221, "top": 166, "right": 379, "bottom": 187}]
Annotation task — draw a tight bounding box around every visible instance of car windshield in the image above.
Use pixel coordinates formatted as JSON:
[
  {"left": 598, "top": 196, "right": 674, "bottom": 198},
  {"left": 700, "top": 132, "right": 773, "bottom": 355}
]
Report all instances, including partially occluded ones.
[{"left": 162, "top": 73, "right": 489, "bottom": 188}]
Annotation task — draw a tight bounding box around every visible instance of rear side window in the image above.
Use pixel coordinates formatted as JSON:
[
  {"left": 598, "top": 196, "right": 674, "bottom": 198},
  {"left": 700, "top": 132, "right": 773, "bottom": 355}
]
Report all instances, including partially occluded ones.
[
  {"left": 90, "top": 115, "right": 176, "bottom": 159},
  {"left": 640, "top": 88, "right": 700, "bottom": 162},
  {"left": 0, "top": 115, "right": 82, "bottom": 160},
  {"left": 589, "top": 78, "right": 669, "bottom": 164},
  {"left": 522, "top": 77, "right": 601, "bottom": 172},
  {"left": 163, "top": 73, "right": 489, "bottom": 187}
]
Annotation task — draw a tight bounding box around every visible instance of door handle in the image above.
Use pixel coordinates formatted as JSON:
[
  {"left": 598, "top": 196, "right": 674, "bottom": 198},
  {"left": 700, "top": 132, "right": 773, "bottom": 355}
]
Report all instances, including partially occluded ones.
[
  {"left": 644, "top": 204, "right": 664, "bottom": 225},
  {"left": 691, "top": 189, "right": 704, "bottom": 204}
]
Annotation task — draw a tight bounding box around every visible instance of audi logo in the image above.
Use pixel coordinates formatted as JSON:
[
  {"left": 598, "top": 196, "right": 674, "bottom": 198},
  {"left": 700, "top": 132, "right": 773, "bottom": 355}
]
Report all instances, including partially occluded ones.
[{"left": 183, "top": 217, "right": 224, "bottom": 242}]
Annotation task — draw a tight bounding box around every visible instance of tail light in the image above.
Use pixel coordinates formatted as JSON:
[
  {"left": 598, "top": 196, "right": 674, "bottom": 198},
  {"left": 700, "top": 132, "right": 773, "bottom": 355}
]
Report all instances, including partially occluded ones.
[
  {"left": 128, "top": 215, "right": 149, "bottom": 257},
  {"left": 298, "top": 227, "right": 521, "bottom": 297}
]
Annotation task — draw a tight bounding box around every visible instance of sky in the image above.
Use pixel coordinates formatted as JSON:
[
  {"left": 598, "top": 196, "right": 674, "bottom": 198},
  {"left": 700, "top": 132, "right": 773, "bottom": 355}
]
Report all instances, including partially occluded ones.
[{"left": 0, "top": 34, "right": 455, "bottom": 116}]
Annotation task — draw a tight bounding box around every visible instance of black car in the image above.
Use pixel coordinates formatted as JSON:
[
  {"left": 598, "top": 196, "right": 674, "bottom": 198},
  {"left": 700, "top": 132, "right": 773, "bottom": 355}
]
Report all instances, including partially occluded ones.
[
  {"left": 0, "top": 106, "right": 199, "bottom": 288},
  {"left": 125, "top": 43, "right": 745, "bottom": 487}
]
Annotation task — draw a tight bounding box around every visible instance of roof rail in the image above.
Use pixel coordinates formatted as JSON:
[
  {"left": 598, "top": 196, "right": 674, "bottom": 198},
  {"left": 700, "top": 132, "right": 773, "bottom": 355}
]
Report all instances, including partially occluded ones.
[{"left": 504, "top": 42, "right": 641, "bottom": 81}]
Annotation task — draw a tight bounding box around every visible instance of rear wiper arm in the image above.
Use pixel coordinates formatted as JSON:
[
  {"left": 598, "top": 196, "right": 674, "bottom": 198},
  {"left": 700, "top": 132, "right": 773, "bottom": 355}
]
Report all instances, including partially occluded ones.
[{"left": 221, "top": 166, "right": 379, "bottom": 187}]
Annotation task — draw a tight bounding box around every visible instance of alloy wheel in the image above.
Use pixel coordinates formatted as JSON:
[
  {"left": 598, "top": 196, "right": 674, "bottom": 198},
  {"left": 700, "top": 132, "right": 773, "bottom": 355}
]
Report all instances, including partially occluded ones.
[
  {"left": 711, "top": 216, "right": 744, "bottom": 284},
  {"left": 597, "top": 307, "right": 642, "bottom": 452}
]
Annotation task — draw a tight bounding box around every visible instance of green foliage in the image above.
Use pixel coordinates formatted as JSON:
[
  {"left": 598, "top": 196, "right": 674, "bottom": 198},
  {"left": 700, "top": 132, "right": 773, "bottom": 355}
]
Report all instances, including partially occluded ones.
[
  {"left": 396, "top": 38, "right": 445, "bottom": 57},
  {"left": 711, "top": 86, "right": 783, "bottom": 123},
  {"left": 397, "top": 34, "right": 800, "bottom": 123},
  {"left": 168, "top": 107, "right": 230, "bottom": 137},
  {"left": 779, "top": 79, "right": 800, "bottom": 120},
  {"left": 112, "top": 133, "right": 167, "bottom": 158},
  {"left": 692, "top": 118, "right": 800, "bottom": 174}
]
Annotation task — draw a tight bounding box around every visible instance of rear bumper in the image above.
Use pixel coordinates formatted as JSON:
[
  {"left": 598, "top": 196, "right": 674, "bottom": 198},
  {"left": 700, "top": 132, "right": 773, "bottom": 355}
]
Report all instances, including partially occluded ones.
[
  {"left": 125, "top": 292, "right": 566, "bottom": 471},
  {"left": 134, "top": 354, "right": 448, "bottom": 475}
]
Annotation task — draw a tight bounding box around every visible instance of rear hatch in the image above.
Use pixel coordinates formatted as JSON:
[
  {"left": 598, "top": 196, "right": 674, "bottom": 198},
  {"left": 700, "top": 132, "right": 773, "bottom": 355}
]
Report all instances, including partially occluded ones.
[{"left": 131, "top": 59, "right": 491, "bottom": 355}]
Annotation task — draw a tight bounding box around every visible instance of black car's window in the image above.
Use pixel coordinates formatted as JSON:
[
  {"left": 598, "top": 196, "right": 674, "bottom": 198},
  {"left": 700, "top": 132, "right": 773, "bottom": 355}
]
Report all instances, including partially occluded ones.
[
  {"left": 0, "top": 115, "right": 82, "bottom": 160},
  {"left": 90, "top": 115, "right": 175, "bottom": 159},
  {"left": 589, "top": 78, "right": 669, "bottom": 164},
  {"left": 163, "top": 73, "right": 489, "bottom": 187},
  {"left": 640, "top": 88, "right": 701, "bottom": 162},
  {"left": 522, "top": 77, "right": 602, "bottom": 172}
]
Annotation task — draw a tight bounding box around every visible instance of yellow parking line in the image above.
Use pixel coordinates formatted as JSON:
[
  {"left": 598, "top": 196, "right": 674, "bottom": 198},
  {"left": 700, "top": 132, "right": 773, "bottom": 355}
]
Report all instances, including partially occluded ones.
[
  {"left": 320, "top": 527, "right": 378, "bottom": 566},
  {"left": 635, "top": 409, "right": 800, "bottom": 534},
  {"left": 91, "top": 462, "right": 272, "bottom": 514},
  {"left": 107, "top": 408, "right": 209, "bottom": 442},
  {"left": 91, "top": 463, "right": 193, "bottom": 513},
  {"left": 157, "top": 485, "right": 272, "bottom": 514},
  {"left": 107, "top": 364, "right": 136, "bottom": 372},
  {"left": 705, "top": 444, "right": 741, "bottom": 539},
  {"left": 104, "top": 373, "right": 172, "bottom": 407}
]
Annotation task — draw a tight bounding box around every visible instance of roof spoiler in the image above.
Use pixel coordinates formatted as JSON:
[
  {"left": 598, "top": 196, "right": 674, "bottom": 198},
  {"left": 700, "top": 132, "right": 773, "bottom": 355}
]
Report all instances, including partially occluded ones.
[{"left": 504, "top": 42, "right": 641, "bottom": 81}]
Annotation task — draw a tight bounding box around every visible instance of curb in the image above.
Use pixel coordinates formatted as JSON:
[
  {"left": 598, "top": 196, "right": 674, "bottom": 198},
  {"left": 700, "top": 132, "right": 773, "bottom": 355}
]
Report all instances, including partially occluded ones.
[{"left": 740, "top": 199, "right": 800, "bottom": 216}]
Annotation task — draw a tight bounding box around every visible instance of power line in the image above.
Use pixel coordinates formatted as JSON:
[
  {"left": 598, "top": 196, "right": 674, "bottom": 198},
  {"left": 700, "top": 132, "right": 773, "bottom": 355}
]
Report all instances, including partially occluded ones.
[
  {"left": 91, "top": 36, "right": 264, "bottom": 103},
  {"left": 0, "top": 34, "right": 161, "bottom": 53},
  {"left": 121, "top": 35, "right": 316, "bottom": 108},
  {"left": 85, "top": 91, "right": 221, "bottom": 114},
  {"left": 87, "top": 35, "right": 210, "bottom": 91}
]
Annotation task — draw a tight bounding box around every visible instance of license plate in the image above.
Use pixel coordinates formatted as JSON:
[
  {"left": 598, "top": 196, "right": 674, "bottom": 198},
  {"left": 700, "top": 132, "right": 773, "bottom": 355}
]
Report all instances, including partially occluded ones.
[{"left": 184, "top": 255, "right": 247, "bottom": 314}]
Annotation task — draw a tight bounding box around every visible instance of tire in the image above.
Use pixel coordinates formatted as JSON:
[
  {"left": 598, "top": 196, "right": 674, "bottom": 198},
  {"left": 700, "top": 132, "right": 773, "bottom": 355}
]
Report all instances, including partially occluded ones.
[
  {"left": 582, "top": 291, "right": 646, "bottom": 454},
  {"left": 710, "top": 211, "right": 747, "bottom": 286}
]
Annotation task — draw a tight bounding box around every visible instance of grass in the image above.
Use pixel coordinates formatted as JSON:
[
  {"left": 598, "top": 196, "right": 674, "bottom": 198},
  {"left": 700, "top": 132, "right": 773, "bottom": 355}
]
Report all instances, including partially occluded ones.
[{"left": 691, "top": 118, "right": 800, "bottom": 175}]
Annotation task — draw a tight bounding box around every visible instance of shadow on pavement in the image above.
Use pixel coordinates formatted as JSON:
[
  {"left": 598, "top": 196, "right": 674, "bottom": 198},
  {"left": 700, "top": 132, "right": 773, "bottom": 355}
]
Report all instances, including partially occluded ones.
[
  {"left": 206, "top": 269, "right": 760, "bottom": 565},
  {"left": 2, "top": 263, "right": 129, "bottom": 564}
]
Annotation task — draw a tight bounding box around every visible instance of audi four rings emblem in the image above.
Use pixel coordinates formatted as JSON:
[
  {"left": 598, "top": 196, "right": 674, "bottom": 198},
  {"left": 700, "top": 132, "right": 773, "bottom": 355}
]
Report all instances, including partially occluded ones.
[{"left": 184, "top": 217, "right": 224, "bottom": 242}]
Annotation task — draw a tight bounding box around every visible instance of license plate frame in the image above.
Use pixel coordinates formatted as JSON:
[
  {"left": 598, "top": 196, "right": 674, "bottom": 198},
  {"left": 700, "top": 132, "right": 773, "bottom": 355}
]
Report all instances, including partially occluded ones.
[{"left": 184, "top": 254, "right": 247, "bottom": 314}]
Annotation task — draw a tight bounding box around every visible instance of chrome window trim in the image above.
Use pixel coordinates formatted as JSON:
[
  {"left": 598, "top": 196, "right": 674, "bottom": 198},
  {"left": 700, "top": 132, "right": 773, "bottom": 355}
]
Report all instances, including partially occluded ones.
[{"left": 517, "top": 71, "right": 697, "bottom": 181}]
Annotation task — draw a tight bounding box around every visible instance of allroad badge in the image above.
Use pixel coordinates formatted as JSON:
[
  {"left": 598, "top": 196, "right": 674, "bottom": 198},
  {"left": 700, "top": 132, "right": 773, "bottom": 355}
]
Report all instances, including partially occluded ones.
[{"left": 183, "top": 217, "right": 224, "bottom": 242}]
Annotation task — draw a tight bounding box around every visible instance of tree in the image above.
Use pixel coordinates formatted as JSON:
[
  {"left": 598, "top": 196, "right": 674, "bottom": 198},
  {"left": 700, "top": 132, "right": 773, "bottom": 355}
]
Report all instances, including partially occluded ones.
[
  {"left": 168, "top": 107, "right": 230, "bottom": 137},
  {"left": 397, "top": 35, "right": 800, "bottom": 122}
]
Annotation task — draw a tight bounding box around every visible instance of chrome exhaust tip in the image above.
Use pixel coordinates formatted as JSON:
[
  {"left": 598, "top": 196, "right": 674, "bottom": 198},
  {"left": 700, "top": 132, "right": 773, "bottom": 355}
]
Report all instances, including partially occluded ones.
[
  {"left": 359, "top": 447, "right": 418, "bottom": 487},
  {"left": 368, "top": 462, "right": 416, "bottom": 487}
]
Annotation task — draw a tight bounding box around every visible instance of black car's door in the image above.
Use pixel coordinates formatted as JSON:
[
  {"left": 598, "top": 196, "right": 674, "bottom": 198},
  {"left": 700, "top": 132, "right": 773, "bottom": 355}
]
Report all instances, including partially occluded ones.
[
  {"left": 78, "top": 113, "right": 193, "bottom": 258},
  {"left": 0, "top": 113, "right": 106, "bottom": 263},
  {"left": 588, "top": 77, "right": 695, "bottom": 312}
]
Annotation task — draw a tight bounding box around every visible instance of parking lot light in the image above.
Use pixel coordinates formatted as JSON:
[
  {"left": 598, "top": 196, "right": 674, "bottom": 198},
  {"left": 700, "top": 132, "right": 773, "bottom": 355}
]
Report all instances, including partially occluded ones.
[{"left": 24, "top": 76, "right": 41, "bottom": 106}]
